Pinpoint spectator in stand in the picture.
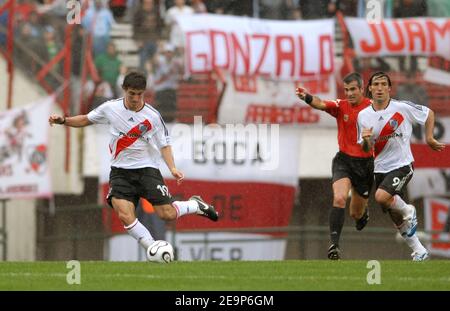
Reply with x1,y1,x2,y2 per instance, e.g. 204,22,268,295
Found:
132,0,162,73
95,42,125,97
23,11,45,39
82,0,115,56
83,79,114,111
191,0,207,13
109,0,128,20
165,0,193,50
338,0,358,16
154,42,183,122
300,0,337,19
15,0,37,21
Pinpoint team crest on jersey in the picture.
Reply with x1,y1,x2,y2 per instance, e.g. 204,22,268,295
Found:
343,114,349,122
138,124,150,134
389,119,399,130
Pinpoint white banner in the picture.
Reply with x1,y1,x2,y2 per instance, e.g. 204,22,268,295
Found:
423,198,450,258
107,232,286,261
0,97,53,199
218,73,336,125
97,122,300,187
97,122,299,232
345,18,450,60
176,14,335,80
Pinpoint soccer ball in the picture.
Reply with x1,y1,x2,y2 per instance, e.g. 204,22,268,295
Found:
146,240,174,263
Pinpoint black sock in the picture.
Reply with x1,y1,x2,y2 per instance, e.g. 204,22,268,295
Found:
329,207,345,246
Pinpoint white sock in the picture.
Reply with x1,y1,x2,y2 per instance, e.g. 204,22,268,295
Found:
403,234,427,254
389,195,410,218
124,219,154,249
172,200,199,218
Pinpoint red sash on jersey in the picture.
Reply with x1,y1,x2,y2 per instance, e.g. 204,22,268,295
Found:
374,112,404,157
114,120,152,159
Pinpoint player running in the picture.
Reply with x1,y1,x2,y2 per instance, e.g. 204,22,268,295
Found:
357,71,445,261
296,72,373,260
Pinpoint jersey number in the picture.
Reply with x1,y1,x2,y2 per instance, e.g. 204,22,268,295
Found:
157,185,170,197
392,177,400,187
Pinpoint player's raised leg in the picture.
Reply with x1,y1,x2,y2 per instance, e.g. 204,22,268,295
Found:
154,197,219,222
349,190,369,231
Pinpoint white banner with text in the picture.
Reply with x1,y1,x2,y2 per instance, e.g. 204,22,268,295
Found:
176,14,335,81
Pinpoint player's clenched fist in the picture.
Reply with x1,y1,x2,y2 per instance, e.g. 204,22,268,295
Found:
48,115,65,126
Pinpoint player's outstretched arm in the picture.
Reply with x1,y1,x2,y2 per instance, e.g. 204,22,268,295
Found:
48,115,92,128
424,110,445,151
295,87,327,110
160,145,185,185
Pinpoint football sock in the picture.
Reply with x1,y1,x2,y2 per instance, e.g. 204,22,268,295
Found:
125,219,154,249
389,195,410,219
172,200,199,218
329,207,345,246
403,234,427,254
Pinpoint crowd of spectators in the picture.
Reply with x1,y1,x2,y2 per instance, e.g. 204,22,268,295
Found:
0,0,448,117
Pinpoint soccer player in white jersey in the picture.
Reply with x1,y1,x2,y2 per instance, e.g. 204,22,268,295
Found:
49,71,218,257
357,71,445,261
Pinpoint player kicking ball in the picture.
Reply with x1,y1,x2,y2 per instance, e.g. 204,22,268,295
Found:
49,72,218,259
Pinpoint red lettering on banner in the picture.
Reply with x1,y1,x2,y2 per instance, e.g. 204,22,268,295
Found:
252,34,271,76
245,104,320,124
186,31,209,73
404,20,426,52
232,75,257,92
231,33,250,74
427,20,450,52
275,35,295,77
210,30,230,70
319,35,333,74
298,36,315,77
381,20,405,51
358,19,449,55
361,23,382,52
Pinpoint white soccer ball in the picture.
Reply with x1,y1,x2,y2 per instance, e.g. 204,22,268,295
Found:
146,240,175,263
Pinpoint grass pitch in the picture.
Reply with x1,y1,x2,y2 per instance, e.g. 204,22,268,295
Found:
0,260,449,291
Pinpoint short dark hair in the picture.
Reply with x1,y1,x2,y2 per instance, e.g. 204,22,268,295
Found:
343,72,363,88
365,71,392,98
122,71,147,90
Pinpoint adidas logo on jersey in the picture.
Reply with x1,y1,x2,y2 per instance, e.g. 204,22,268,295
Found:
128,117,134,122
378,116,384,121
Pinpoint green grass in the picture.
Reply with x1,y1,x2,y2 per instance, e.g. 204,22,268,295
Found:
0,260,449,290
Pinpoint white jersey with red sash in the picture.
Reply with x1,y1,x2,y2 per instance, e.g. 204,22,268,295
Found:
357,98,429,173
87,98,170,169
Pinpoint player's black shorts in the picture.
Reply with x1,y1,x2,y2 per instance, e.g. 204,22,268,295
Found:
374,163,414,198
106,166,172,208
331,151,374,198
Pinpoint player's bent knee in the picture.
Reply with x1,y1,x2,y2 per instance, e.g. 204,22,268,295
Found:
374,191,391,206
350,210,363,220
333,195,347,208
